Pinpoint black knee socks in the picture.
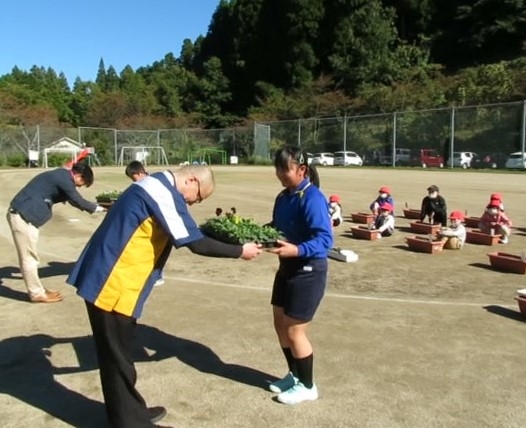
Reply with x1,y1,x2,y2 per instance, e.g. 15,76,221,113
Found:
282,347,297,376
295,353,314,388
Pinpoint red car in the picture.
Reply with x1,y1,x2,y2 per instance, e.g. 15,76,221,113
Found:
409,149,444,168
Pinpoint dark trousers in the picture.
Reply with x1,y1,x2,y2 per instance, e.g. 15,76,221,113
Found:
85,301,153,428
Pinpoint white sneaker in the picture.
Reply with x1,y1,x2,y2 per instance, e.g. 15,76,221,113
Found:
277,382,318,405
499,237,509,244
154,278,165,286
269,372,297,393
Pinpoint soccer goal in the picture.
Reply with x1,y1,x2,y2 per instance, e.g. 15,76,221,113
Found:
118,146,169,167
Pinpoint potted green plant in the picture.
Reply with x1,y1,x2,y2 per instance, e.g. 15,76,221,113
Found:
200,208,281,246
95,190,123,210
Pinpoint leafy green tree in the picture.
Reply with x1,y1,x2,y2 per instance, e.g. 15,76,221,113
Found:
326,1,400,90
193,57,233,127
431,0,526,68
120,65,157,116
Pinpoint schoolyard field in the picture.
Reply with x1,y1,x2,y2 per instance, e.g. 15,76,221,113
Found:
1,165,526,428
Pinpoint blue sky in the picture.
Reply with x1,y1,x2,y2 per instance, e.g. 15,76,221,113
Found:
0,0,220,85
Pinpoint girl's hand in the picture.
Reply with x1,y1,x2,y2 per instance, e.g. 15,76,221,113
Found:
268,240,299,258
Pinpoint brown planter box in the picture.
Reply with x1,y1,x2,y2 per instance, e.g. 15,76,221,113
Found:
514,295,526,315
464,216,481,228
403,209,421,219
406,235,445,254
351,212,375,225
351,226,380,240
409,221,441,235
466,229,501,245
488,252,526,274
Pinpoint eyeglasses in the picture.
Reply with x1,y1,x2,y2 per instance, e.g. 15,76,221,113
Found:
196,180,203,203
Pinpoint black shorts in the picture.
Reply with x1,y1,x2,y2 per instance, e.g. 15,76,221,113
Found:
271,258,328,321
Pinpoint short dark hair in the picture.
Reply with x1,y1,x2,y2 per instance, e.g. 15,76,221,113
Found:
273,146,320,188
125,161,146,178
71,163,94,187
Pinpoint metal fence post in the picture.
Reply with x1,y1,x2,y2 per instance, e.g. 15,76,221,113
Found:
298,119,301,147
343,114,347,152
392,112,397,167
449,107,455,168
522,100,526,155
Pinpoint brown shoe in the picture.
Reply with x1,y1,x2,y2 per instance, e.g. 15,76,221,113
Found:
30,291,64,303
44,288,62,296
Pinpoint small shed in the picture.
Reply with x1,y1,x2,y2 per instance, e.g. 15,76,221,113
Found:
43,137,83,168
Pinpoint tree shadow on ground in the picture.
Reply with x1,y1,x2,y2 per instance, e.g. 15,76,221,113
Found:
0,334,106,427
396,226,413,233
483,305,526,323
0,324,276,426
135,324,277,389
0,262,75,282
0,262,76,302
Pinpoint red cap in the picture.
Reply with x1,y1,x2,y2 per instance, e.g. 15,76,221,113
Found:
449,210,464,221
488,198,501,208
380,202,393,212
379,186,391,194
329,194,341,203
490,193,502,201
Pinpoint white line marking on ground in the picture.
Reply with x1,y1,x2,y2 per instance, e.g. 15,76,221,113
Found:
166,275,512,309
1,238,513,309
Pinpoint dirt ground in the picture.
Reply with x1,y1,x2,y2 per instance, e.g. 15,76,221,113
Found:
1,165,526,428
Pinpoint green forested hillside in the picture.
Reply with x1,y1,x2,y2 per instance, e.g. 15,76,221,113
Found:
1,0,525,129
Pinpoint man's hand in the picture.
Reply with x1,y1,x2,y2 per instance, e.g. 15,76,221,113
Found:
268,240,299,258
94,205,107,213
241,243,262,260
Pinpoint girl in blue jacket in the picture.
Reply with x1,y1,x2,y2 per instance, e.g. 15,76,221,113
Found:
266,146,333,405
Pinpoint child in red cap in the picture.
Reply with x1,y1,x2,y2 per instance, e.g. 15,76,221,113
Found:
373,202,395,237
438,210,466,249
328,194,343,227
489,192,505,212
479,198,512,244
370,186,394,217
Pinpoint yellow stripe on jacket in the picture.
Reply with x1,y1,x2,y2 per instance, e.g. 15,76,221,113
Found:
94,217,169,316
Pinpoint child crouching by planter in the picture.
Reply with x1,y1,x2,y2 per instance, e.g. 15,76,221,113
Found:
479,198,512,244
328,194,343,227
438,210,466,249
374,203,395,237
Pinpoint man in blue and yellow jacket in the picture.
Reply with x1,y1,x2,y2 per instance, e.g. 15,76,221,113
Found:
67,165,261,428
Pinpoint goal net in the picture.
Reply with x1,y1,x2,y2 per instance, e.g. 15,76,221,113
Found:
118,146,169,167
253,123,271,159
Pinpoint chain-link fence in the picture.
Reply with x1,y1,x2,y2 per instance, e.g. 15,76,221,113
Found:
260,101,526,168
1,101,525,168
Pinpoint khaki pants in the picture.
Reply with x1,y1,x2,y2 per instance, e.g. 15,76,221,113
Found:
441,236,462,250
6,210,46,298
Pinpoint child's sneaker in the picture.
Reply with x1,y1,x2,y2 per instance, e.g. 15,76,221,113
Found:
268,372,297,393
499,237,509,244
277,382,318,405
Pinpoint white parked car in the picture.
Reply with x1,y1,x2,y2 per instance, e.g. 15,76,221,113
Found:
311,152,334,166
504,152,526,169
334,151,363,166
449,151,477,169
